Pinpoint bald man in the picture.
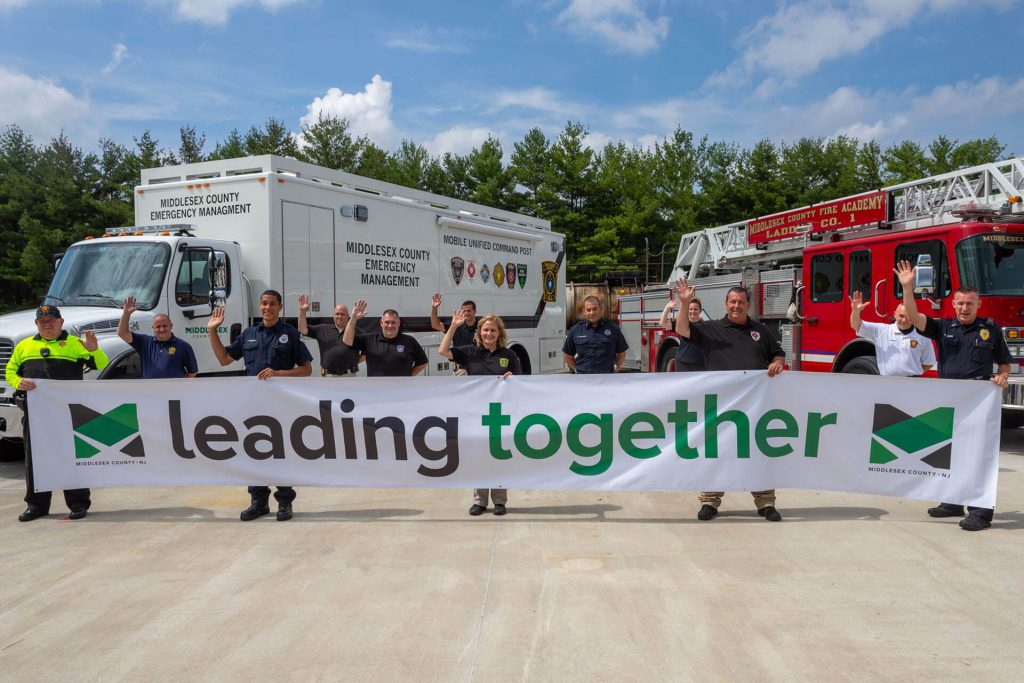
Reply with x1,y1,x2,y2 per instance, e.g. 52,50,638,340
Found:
118,297,198,378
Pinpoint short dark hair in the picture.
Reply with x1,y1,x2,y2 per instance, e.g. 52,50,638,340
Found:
461,300,477,311
583,295,604,309
725,286,750,302
381,309,400,318
260,289,282,304
954,285,980,297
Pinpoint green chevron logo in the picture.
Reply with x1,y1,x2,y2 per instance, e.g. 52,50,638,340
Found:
69,403,146,459
870,404,953,470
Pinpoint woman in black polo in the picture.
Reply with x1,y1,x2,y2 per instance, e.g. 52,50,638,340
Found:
438,311,521,516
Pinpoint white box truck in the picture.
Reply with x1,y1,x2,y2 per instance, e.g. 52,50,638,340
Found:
0,155,568,445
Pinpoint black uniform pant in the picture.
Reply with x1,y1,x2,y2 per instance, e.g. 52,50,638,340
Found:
22,404,90,512
248,486,295,504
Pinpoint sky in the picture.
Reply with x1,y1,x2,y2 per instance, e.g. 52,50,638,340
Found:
2,0,1023,160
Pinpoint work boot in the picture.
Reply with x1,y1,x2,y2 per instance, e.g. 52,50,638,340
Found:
959,515,991,531
758,505,783,522
67,508,88,520
276,502,293,521
18,507,48,522
493,504,507,516
240,501,270,521
927,504,964,518
469,504,486,516
697,504,718,521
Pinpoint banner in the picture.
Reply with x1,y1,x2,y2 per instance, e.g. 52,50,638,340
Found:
27,372,1001,507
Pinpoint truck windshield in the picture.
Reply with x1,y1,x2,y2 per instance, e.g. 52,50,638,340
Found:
46,242,170,309
955,233,1024,296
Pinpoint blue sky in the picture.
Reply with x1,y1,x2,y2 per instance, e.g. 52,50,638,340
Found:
2,0,1023,159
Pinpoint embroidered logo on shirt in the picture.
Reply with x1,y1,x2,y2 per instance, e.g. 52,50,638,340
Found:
396,345,405,353
604,329,612,336
279,334,289,343
910,339,918,348
750,331,761,341
980,329,990,341
499,358,509,368
168,346,177,355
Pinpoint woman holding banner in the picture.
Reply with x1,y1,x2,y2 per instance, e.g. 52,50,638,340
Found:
438,310,521,516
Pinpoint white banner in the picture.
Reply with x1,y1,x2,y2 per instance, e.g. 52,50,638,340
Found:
26,372,1002,507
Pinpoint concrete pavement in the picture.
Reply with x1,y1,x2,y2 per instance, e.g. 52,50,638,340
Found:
1,428,1022,682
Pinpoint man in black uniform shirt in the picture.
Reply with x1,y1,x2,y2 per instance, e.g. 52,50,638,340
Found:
209,290,313,521
676,279,786,522
343,300,428,377
897,260,1012,531
562,296,628,374
297,294,360,377
430,293,477,375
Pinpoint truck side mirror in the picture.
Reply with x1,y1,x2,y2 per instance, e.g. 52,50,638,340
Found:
914,254,934,294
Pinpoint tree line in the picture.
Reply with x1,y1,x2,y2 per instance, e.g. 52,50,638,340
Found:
0,116,1007,312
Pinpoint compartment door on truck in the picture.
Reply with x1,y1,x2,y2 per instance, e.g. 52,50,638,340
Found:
282,201,336,313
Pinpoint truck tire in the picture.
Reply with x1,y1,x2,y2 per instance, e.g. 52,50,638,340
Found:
842,356,879,375
656,345,677,373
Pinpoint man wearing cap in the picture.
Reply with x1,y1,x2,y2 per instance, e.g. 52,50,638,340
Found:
208,289,313,522
5,304,109,522
297,294,360,377
117,296,198,379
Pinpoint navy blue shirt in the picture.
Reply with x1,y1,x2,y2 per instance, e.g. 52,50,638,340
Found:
225,321,313,375
562,318,628,374
920,316,1012,379
130,332,198,379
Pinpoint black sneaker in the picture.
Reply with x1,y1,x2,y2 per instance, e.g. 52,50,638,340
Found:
927,504,964,518
493,504,507,516
959,515,991,531
697,504,718,521
67,508,88,520
18,507,48,522
758,506,783,522
469,504,486,516
240,501,270,521
276,503,293,521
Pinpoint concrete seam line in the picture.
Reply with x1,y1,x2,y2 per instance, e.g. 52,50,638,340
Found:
467,521,501,683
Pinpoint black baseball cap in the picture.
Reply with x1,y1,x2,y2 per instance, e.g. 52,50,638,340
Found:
35,304,62,319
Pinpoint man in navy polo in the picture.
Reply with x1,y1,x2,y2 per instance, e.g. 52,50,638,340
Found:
209,289,313,522
117,297,198,379
562,296,628,374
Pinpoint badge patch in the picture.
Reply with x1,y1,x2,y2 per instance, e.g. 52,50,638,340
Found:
480,264,491,284
750,331,761,341
168,346,177,355
910,339,918,348
397,345,405,353
517,263,528,288
980,329,990,341
451,257,465,285
541,260,558,303
279,334,289,343
604,329,612,336
467,260,476,281
493,262,505,287
506,263,517,289
499,357,509,368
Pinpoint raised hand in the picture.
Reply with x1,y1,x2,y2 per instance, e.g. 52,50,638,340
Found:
451,308,467,327
675,277,696,304
298,294,310,312
82,330,98,351
850,290,869,313
123,296,137,315
208,307,225,332
894,260,915,288
431,292,442,309
664,298,679,312
352,300,368,319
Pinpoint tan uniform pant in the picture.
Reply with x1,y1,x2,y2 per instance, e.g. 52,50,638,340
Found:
473,489,507,506
699,490,776,510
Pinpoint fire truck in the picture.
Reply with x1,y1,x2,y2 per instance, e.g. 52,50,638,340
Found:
618,157,1024,427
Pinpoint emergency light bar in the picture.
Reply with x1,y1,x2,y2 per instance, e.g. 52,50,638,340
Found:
104,224,196,235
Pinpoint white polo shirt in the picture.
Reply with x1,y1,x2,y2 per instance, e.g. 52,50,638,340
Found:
856,321,937,377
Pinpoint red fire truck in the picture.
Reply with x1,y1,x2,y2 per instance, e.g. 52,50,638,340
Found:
618,157,1024,427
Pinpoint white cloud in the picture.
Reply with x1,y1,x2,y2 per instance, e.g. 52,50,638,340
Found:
384,26,471,54
708,0,1012,89
0,66,86,139
301,75,397,148
487,87,577,116
167,0,303,25
557,0,669,54
0,0,32,12
424,125,494,157
101,43,128,77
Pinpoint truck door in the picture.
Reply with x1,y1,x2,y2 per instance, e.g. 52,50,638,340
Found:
801,250,846,372
282,201,335,316
892,238,952,316
169,244,245,374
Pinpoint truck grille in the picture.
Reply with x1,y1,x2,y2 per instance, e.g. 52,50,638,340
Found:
0,337,12,376
78,319,120,333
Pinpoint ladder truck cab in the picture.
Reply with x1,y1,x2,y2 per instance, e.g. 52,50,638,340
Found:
619,158,1024,428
